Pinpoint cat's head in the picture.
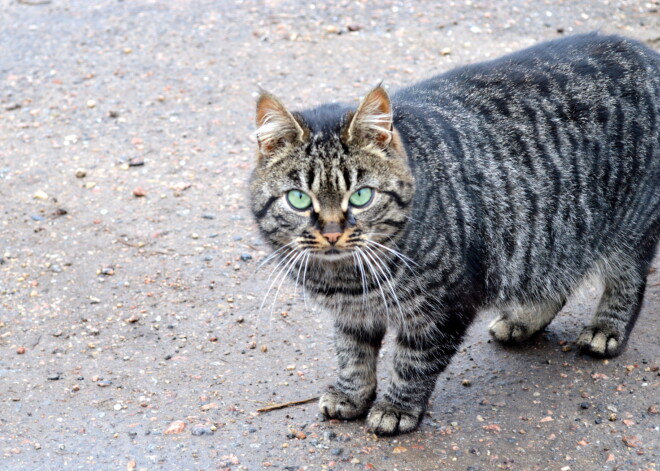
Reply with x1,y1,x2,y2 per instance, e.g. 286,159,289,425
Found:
250,86,415,263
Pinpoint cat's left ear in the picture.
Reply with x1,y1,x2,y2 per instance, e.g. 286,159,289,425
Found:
344,86,393,149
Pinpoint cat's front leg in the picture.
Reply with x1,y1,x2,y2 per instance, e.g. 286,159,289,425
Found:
320,320,385,420
367,319,466,436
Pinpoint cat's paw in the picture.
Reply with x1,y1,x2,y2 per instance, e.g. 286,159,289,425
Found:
577,326,623,358
319,387,369,420
488,315,531,344
366,401,422,436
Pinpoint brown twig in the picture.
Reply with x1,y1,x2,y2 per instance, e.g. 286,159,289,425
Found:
256,396,319,413
116,238,147,248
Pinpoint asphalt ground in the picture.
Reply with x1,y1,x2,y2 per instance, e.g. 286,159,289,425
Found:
0,1,658,470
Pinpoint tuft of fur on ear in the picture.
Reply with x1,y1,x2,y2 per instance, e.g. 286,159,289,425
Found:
345,86,393,149
255,92,305,158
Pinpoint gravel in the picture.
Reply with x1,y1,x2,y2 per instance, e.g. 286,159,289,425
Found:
0,0,657,470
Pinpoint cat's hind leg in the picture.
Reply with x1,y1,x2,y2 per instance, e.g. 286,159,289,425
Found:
489,298,565,344
577,250,653,358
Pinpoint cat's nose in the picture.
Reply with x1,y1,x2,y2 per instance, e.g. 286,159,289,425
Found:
322,221,343,244
323,232,343,244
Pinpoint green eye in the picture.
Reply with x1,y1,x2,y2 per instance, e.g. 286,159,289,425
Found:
349,187,373,207
286,190,312,210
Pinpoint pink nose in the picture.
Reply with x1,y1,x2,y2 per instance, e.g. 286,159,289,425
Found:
323,232,342,244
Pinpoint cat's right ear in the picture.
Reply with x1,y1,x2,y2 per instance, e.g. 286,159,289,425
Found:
255,91,306,159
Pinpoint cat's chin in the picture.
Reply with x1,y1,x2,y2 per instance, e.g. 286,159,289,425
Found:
312,249,354,262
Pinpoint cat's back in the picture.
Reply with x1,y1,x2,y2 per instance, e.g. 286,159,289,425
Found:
394,33,660,110
392,32,659,216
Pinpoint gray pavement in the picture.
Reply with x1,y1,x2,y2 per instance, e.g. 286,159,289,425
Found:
0,1,658,470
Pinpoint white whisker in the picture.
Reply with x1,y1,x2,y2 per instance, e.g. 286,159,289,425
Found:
356,247,390,317
268,249,307,324
302,251,311,310
293,248,310,299
366,239,418,270
258,241,297,269
352,250,369,307
257,249,300,325
362,245,406,325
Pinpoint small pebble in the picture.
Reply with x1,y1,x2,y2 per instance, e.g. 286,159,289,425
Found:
16,346,26,354
240,253,253,261
75,169,87,178
133,187,147,197
164,420,186,435
580,402,590,410
330,448,343,456
191,426,214,436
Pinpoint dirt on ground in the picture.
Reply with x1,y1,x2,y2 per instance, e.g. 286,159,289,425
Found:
0,1,658,470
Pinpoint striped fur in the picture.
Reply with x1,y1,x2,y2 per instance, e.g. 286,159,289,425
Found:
250,33,660,436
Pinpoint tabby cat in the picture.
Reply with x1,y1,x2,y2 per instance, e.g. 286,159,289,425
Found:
250,33,659,436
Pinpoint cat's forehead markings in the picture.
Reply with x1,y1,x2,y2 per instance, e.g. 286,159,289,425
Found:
310,163,323,194
330,162,348,193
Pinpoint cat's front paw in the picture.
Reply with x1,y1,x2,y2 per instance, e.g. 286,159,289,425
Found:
366,401,422,436
319,387,370,420
577,325,623,358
